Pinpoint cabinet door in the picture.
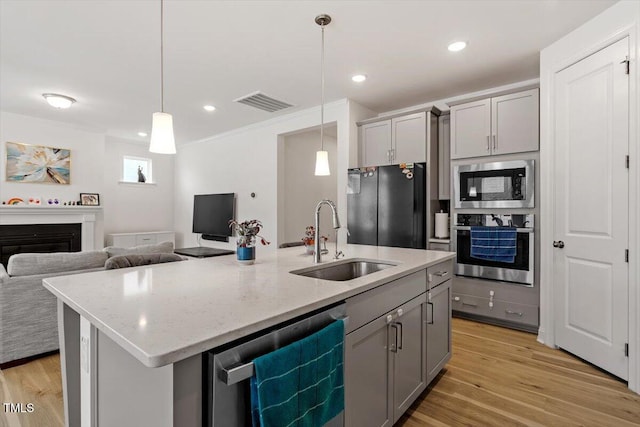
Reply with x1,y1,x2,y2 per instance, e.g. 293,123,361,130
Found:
427,280,452,384
155,232,175,245
450,99,491,159
135,234,157,246
110,234,136,248
392,295,427,423
491,89,539,155
392,112,426,164
438,115,450,199
345,314,393,427
361,120,392,166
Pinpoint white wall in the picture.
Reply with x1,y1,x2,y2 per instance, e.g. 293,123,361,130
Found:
281,128,337,245
0,111,106,244
0,111,175,247
102,136,175,237
174,100,352,252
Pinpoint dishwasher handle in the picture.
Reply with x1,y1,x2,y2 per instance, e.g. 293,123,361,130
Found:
220,361,255,386
219,316,349,386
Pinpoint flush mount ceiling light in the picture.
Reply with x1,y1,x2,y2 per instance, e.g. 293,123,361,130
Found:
314,14,332,177
42,93,76,109
138,131,148,137
448,41,467,52
352,74,367,83
203,105,216,112
149,0,176,154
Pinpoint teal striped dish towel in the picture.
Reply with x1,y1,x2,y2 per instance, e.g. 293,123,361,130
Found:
250,319,345,427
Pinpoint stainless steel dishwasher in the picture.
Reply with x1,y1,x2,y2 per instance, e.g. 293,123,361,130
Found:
205,302,347,426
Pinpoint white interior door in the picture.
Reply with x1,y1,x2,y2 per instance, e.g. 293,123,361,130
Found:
553,37,629,380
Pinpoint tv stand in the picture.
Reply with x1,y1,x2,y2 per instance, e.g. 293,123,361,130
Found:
174,247,234,258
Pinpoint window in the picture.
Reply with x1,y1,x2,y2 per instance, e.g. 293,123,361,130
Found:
122,156,153,183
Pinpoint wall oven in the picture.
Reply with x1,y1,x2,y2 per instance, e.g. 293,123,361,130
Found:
454,213,534,286
454,160,534,209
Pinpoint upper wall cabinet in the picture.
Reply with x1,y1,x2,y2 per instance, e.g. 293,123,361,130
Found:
358,108,440,167
438,113,450,200
450,88,539,159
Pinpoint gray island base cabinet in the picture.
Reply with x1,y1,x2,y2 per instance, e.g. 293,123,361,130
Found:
345,261,453,426
44,246,454,427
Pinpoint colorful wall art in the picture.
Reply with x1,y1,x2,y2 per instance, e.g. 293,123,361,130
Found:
5,141,71,184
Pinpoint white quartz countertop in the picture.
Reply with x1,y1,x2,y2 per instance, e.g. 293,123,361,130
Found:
43,245,454,368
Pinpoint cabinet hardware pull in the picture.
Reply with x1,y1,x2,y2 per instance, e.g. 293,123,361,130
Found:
434,271,448,277
492,135,496,150
462,302,478,307
389,323,399,353
427,302,434,324
505,309,523,317
396,322,403,350
486,136,490,151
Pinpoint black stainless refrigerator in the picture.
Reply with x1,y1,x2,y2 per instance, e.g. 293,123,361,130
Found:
347,163,426,249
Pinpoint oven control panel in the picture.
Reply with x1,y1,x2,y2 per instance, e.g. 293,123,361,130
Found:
455,213,534,228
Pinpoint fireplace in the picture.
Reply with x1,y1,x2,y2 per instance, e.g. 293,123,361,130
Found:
0,223,82,269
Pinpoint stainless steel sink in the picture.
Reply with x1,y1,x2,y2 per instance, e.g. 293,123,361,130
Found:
290,259,397,281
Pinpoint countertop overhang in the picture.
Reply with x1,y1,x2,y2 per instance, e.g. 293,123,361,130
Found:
43,245,455,368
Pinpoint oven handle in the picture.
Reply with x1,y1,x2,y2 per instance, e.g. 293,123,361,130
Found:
219,316,349,386
453,226,534,233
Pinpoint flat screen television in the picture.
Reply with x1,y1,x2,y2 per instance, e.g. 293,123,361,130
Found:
192,193,235,242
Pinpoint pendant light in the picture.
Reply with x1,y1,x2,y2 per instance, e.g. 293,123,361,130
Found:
314,14,331,176
149,0,176,154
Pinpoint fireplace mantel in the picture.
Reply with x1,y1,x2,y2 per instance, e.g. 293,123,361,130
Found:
0,206,102,250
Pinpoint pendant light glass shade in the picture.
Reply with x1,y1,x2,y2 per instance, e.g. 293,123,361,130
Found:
315,150,330,176
149,112,176,154
314,14,331,176
149,0,176,154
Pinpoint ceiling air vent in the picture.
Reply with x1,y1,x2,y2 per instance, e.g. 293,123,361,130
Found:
234,91,294,113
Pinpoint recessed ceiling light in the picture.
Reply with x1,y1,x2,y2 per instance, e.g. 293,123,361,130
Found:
352,74,367,83
42,93,76,109
203,105,216,112
138,132,148,137
448,41,467,52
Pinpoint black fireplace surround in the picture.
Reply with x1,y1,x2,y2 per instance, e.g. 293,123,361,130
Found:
0,224,81,269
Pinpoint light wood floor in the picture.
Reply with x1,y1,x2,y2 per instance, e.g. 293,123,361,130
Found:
1,318,639,426
399,318,640,426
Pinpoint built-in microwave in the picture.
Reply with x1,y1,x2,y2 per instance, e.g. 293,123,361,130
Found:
453,160,534,209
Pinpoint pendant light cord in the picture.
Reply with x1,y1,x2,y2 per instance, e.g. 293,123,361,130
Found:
320,22,325,151
160,0,165,113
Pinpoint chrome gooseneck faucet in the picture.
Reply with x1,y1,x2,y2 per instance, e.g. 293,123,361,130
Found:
314,199,341,263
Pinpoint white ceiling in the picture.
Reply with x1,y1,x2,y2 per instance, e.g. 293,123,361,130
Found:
0,0,616,145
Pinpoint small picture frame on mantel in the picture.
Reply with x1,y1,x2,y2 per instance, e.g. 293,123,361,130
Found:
80,193,100,206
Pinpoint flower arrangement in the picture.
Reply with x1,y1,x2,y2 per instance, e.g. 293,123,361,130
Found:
301,225,327,246
229,219,270,247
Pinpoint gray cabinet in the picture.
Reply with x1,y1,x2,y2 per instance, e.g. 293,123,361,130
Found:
345,311,393,427
427,279,451,384
359,109,440,166
451,275,539,333
361,120,392,166
450,88,539,159
345,270,427,426
392,295,427,420
345,294,426,426
438,113,450,200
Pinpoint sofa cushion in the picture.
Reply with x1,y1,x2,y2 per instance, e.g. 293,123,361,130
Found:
104,253,185,269
7,251,109,277
103,241,174,258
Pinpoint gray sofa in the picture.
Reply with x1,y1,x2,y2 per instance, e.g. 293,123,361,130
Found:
0,241,177,367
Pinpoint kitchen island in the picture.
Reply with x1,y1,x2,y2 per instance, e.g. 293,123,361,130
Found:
43,245,454,427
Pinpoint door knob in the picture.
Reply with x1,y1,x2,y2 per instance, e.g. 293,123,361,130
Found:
553,240,565,248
